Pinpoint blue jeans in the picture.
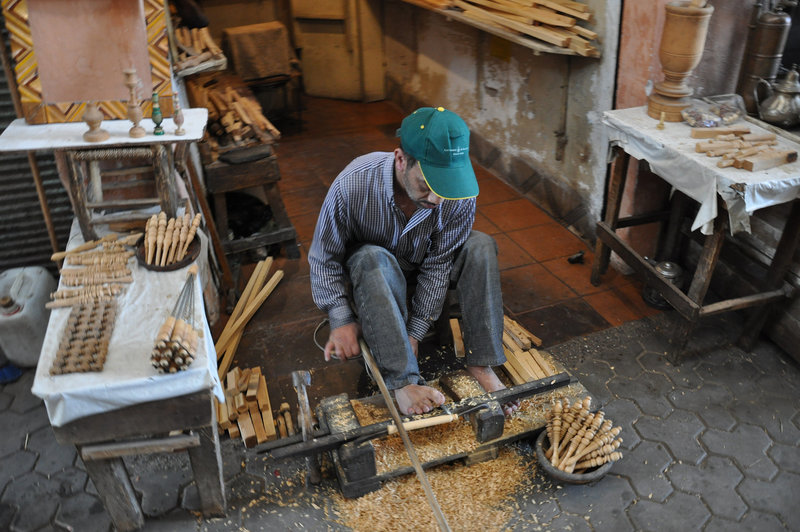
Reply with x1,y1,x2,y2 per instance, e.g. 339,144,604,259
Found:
346,231,505,389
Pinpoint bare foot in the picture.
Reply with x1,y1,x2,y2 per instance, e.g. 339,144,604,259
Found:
395,384,445,415
466,366,520,416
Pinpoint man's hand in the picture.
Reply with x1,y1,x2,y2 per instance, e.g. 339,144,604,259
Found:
325,322,361,361
409,336,419,358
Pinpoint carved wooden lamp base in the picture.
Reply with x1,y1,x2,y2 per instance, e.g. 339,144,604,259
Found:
647,93,691,122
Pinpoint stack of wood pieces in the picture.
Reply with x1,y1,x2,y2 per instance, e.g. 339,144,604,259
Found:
691,126,798,171
453,0,598,57
216,257,284,380
186,72,280,161
173,26,226,75
216,365,278,447
500,315,555,384
143,211,202,267
47,232,141,308
543,397,622,473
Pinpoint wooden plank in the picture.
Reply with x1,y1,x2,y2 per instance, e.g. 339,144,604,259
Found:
249,405,268,445
502,345,536,382
502,360,526,385
237,413,257,448
234,392,247,413
506,315,543,347
450,318,465,358
236,368,252,392
81,433,200,460
503,315,532,350
455,0,570,47
543,25,598,56
257,375,278,441
551,0,588,12
276,415,288,438
464,0,576,27
216,399,231,430
689,126,751,139
83,457,144,530
528,348,556,377
532,0,591,20
186,424,226,516
741,150,798,171
245,373,260,402
516,349,547,380
216,260,268,360
228,423,240,439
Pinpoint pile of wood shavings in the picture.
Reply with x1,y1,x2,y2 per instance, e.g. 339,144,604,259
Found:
351,394,557,475
332,447,530,532
352,400,480,474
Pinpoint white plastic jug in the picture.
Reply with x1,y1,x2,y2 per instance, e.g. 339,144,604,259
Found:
0,267,57,367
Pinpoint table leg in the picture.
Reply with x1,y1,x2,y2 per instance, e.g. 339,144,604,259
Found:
738,198,800,351
213,191,230,243
669,212,727,363
657,191,689,262
591,146,630,286
186,402,226,516
82,454,144,531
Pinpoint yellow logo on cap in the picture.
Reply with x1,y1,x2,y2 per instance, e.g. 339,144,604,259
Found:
437,107,445,111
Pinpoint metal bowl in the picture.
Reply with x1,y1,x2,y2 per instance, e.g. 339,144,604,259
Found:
534,430,613,484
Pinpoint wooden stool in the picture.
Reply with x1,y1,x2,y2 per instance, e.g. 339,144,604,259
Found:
204,148,299,259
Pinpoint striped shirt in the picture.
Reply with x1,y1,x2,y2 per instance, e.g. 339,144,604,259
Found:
308,151,476,340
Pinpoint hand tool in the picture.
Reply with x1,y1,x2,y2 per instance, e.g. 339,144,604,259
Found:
292,369,321,484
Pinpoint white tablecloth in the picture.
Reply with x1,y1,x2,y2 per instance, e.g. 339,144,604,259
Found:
32,220,224,426
603,107,800,234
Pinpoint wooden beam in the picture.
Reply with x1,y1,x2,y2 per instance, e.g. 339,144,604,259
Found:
81,433,200,460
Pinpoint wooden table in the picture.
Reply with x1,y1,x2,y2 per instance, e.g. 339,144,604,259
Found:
591,107,800,361
31,224,226,530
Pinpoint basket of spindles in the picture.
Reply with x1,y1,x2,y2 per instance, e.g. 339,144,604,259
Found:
535,397,623,484
137,211,202,271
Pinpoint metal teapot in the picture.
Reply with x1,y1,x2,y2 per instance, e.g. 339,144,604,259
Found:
755,65,800,128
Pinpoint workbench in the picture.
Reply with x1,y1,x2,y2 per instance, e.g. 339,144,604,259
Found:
31,222,225,531
591,106,800,360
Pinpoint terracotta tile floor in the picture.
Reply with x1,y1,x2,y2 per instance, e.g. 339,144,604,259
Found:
220,97,659,405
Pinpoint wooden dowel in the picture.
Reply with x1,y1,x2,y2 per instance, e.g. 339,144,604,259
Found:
216,270,284,375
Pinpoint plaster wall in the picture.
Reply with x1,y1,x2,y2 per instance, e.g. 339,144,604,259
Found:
383,1,622,241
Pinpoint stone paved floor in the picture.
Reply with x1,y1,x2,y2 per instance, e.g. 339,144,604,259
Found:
2,311,799,531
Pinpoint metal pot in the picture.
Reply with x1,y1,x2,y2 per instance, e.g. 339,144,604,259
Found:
756,65,800,128
642,260,685,310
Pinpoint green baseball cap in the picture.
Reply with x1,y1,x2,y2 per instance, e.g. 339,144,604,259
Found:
397,107,478,200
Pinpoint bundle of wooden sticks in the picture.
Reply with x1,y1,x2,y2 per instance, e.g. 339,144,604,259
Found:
544,397,622,473
150,266,200,373
144,212,202,267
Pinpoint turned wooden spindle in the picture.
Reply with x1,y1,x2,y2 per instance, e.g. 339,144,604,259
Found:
160,218,175,266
